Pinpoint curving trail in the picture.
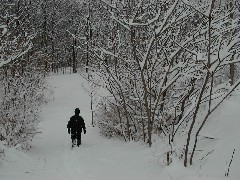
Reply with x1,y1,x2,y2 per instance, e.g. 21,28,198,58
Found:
1,73,240,180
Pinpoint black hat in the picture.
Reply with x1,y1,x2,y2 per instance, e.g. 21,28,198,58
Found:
75,108,80,114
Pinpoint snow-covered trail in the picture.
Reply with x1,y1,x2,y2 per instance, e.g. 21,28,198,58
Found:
0,73,161,180
2,73,239,180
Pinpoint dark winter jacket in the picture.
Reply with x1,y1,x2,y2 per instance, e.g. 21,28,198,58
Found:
67,115,86,134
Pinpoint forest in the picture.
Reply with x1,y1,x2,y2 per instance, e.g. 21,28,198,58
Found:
0,0,239,168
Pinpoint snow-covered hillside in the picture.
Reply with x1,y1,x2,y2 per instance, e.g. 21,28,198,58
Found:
0,73,239,180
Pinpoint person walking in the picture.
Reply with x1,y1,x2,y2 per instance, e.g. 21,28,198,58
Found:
67,108,86,147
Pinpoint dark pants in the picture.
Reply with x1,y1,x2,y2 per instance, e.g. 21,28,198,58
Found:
71,131,82,146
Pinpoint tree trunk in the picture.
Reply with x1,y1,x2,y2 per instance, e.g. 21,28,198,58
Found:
72,28,77,73
229,59,235,86
184,0,215,167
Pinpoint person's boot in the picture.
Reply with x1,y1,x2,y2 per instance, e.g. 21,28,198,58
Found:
77,139,81,147
72,139,76,147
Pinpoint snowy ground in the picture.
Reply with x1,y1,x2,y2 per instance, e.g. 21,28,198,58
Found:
0,73,239,180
